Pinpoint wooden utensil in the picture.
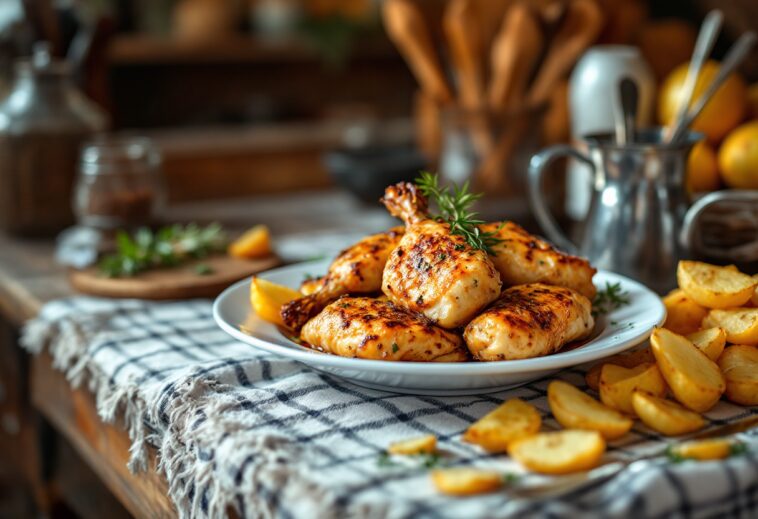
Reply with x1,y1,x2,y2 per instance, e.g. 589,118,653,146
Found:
488,2,545,109
69,254,279,300
383,0,454,104
528,0,605,105
443,0,485,109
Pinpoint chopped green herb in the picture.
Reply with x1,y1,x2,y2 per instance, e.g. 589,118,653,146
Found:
438,253,447,261
376,451,399,468
418,452,442,468
99,223,227,278
503,473,520,484
665,445,687,463
415,172,504,255
592,282,631,317
454,244,466,251
194,263,214,276
392,342,399,353
730,441,749,457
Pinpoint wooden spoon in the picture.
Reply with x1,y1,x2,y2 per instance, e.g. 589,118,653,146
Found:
527,0,604,105
383,0,454,104
488,2,545,109
443,0,485,109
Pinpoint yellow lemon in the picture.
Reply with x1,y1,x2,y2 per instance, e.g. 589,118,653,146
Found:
658,60,747,142
686,141,720,193
718,121,758,189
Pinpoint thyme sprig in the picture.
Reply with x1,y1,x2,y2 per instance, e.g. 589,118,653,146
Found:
415,172,504,255
592,282,631,317
99,223,227,278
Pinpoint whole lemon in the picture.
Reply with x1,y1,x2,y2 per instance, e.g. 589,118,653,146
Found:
658,60,747,142
718,121,758,189
686,141,720,193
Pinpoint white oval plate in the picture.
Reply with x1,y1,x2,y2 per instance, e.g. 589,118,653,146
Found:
213,259,666,395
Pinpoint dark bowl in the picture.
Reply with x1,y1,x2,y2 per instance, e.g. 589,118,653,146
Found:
324,146,429,204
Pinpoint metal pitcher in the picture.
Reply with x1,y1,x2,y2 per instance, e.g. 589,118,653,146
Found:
528,128,755,293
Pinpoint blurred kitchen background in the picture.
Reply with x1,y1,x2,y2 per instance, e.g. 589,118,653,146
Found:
0,0,754,207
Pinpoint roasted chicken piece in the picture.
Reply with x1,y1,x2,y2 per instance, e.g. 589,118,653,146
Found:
281,227,404,332
301,297,468,361
381,183,501,329
480,221,597,299
464,283,594,361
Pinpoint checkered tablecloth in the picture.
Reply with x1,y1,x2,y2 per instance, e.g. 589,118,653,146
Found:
21,297,758,519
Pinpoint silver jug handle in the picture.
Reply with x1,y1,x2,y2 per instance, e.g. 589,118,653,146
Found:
681,189,758,261
528,145,594,254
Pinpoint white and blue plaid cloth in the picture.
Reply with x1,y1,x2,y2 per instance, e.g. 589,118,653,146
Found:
21,297,758,519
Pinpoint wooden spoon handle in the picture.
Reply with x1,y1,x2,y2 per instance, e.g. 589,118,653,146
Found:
443,0,485,109
383,0,454,104
488,2,545,110
528,0,604,105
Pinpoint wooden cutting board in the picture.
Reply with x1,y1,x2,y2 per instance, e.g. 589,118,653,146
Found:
69,254,280,300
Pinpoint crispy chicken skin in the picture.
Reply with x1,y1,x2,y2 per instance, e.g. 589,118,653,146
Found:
381,183,501,329
481,221,597,299
281,227,404,332
301,297,469,362
464,283,594,361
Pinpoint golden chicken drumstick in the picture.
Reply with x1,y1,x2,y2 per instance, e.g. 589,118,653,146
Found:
464,283,594,361
480,221,597,299
281,227,404,332
301,297,469,362
381,182,502,329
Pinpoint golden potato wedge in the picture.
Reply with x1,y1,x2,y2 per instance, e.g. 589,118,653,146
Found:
703,309,758,346
650,328,725,412
677,260,755,309
430,468,503,496
751,275,758,306
387,435,437,455
670,438,735,461
663,289,708,335
631,391,706,436
686,327,726,361
250,277,301,327
599,363,667,415
462,398,541,452
228,224,272,259
584,347,655,391
508,430,606,475
718,344,758,406
548,381,633,440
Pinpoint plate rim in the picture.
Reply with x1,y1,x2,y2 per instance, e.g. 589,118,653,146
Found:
212,259,666,375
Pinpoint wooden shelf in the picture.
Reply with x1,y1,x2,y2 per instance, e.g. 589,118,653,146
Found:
107,34,397,65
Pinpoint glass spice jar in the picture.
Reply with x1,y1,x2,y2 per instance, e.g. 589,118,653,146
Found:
73,136,166,230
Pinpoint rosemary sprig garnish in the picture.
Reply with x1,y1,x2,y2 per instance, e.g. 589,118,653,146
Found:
415,172,504,255
592,282,631,317
99,223,227,278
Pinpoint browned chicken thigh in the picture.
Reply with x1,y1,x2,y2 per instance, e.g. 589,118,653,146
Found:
464,283,594,361
301,297,468,361
480,221,597,299
281,227,404,332
381,183,501,329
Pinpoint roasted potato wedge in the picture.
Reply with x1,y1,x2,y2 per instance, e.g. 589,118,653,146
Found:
650,328,725,412
584,347,655,391
599,363,667,415
751,275,758,306
548,381,633,439
228,224,272,259
250,277,301,327
703,309,758,346
717,345,758,406
631,391,706,436
462,398,541,452
663,289,708,335
677,260,755,309
686,327,726,362
508,430,606,475
670,439,734,461
430,468,503,496
387,435,437,455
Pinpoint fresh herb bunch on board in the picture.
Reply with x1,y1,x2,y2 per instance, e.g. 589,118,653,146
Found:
415,172,504,255
99,223,227,278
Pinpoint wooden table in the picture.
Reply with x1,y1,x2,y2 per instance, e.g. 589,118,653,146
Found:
0,192,392,517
